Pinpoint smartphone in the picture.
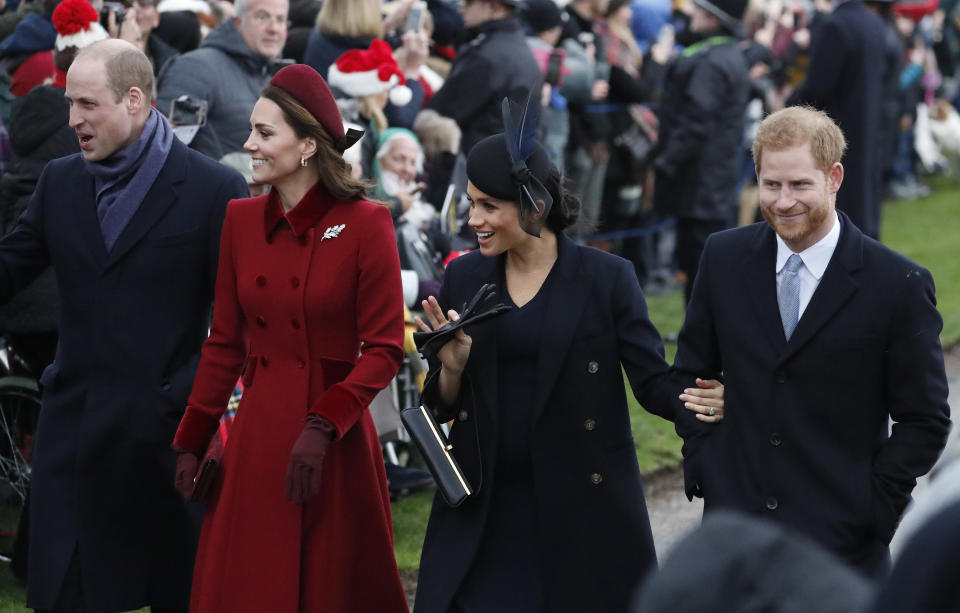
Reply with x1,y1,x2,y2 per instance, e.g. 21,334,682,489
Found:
594,36,610,82
545,48,565,86
405,1,426,33
169,95,207,127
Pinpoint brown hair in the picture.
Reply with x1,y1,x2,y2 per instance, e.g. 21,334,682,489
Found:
261,84,374,201
105,47,155,103
316,0,383,38
752,106,847,175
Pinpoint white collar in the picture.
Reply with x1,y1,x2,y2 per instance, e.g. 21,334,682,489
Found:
775,211,841,280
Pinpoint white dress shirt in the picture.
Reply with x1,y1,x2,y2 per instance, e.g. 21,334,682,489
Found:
775,211,841,320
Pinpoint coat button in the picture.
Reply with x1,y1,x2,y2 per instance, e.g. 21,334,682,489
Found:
590,472,603,485
766,496,779,510
770,432,782,447
291,318,301,329
256,275,266,287
774,371,786,383
260,355,269,367
458,410,469,421
587,361,599,374
297,359,306,369
584,419,597,431
256,315,266,327
291,277,300,288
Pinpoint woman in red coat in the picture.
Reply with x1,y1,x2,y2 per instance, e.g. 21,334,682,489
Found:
171,64,409,613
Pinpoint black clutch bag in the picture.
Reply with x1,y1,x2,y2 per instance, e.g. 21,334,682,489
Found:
400,404,473,507
190,429,223,503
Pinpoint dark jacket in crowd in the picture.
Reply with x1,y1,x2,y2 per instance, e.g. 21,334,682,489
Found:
282,0,322,63
156,18,278,159
145,32,178,78
787,0,887,238
653,34,750,221
303,31,373,86
427,16,542,153
0,85,74,335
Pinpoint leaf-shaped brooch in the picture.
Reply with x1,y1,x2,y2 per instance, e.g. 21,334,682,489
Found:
321,224,345,242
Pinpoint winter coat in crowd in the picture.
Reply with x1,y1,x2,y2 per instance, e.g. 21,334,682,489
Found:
303,31,374,88
156,18,280,159
787,0,887,238
426,16,542,153
0,11,55,98
145,32,179,77
653,33,749,221
0,85,74,336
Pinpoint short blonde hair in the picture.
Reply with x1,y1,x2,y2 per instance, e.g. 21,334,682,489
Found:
752,106,847,174
316,0,384,39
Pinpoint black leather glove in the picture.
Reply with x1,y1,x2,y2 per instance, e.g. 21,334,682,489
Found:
413,283,511,359
285,415,337,505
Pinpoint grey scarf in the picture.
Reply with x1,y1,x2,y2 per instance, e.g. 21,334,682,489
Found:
84,108,174,252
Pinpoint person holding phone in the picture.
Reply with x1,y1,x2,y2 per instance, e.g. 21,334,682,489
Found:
412,95,724,613
171,64,409,612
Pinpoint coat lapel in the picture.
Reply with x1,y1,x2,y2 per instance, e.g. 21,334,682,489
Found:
462,255,501,429
101,141,186,273
69,159,110,268
742,224,788,355
532,234,590,421
778,213,862,365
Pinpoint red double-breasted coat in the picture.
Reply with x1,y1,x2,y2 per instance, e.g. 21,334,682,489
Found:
173,183,408,612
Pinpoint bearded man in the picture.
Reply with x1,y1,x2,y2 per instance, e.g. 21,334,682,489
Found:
672,106,951,578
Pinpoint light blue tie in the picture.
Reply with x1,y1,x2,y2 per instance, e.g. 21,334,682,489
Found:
778,254,803,340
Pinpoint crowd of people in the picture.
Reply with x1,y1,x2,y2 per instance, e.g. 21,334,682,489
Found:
0,0,957,611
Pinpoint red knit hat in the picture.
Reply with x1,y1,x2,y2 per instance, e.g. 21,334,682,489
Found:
53,0,108,52
269,64,363,154
327,39,412,107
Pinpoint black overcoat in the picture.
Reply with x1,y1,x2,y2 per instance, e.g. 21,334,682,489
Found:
426,16,543,154
652,36,750,222
787,0,888,238
0,139,248,612
414,235,686,613
674,212,951,572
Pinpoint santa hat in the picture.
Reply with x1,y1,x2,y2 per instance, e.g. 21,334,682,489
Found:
327,39,413,107
53,0,109,52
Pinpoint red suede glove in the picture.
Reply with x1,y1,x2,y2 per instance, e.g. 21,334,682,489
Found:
174,450,199,500
285,415,337,505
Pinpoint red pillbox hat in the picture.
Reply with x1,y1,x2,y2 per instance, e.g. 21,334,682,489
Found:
269,64,345,143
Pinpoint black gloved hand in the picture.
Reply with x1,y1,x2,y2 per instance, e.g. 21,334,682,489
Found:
285,415,337,505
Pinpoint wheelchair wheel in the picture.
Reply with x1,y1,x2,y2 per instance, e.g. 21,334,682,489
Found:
0,376,41,506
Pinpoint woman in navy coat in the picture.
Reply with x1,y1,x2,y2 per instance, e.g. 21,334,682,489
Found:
412,117,724,613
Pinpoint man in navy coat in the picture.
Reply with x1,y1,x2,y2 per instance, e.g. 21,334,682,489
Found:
0,40,248,612
674,106,951,577
786,0,888,239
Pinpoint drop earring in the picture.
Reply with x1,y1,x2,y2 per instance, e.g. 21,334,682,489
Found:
300,156,308,167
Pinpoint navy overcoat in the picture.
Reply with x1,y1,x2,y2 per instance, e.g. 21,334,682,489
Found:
0,138,248,612
415,234,687,613
674,212,951,572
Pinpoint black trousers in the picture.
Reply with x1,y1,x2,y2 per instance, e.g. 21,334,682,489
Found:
676,217,728,305
35,547,186,613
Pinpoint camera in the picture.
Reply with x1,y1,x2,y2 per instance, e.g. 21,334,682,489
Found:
100,1,127,29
